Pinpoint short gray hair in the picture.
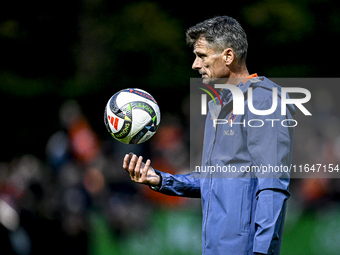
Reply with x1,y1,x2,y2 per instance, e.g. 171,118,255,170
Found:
186,16,248,63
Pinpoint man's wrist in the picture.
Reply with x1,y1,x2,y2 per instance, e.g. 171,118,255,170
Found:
150,171,162,190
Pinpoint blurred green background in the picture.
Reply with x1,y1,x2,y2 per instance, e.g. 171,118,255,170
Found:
1,0,340,254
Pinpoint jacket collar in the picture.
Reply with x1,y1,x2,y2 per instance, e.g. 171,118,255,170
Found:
220,74,261,106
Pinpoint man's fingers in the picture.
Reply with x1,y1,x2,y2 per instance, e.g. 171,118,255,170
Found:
128,154,138,177
122,153,153,184
141,159,151,180
123,152,135,170
123,154,130,169
135,156,143,179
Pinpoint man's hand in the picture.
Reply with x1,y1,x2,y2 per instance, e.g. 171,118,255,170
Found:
123,153,160,186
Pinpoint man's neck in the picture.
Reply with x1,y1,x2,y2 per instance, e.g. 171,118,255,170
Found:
229,63,249,79
225,63,251,85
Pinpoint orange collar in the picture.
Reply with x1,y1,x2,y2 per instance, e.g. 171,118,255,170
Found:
242,73,258,84
248,73,258,78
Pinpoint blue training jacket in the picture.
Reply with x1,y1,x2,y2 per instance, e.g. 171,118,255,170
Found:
153,77,295,255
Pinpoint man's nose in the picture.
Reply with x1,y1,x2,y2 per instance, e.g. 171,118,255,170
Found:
192,56,201,70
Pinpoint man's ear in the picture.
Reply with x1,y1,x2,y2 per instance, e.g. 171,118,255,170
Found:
222,48,234,65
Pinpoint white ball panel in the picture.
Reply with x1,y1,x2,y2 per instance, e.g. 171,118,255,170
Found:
116,89,156,108
130,109,151,136
105,107,125,134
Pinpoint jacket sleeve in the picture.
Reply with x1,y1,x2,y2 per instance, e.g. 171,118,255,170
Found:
150,170,201,198
245,94,293,254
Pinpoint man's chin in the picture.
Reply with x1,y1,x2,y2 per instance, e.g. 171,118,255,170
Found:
202,77,226,85
202,77,211,84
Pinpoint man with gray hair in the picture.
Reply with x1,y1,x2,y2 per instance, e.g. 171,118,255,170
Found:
123,16,294,255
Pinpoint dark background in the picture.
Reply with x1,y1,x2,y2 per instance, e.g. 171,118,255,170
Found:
1,0,339,161
1,1,340,255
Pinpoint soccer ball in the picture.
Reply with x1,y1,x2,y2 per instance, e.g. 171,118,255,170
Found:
104,88,161,144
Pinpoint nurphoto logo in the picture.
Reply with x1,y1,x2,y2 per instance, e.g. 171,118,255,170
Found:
199,83,312,128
